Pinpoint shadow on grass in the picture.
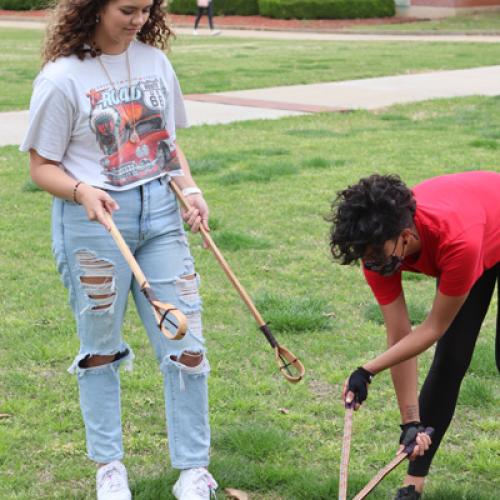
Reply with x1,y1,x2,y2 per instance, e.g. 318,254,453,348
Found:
184,216,222,236
469,342,499,377
379,113,412,123
458,375,496,407
21,179,42,192
136,463,334,499
207,216,221,231
211,230,271,251
130,468,492,500
207,455,366,500
188,148,289,176
403,272,428,282
131,474,173,500
478,128,500,140
364,302,428,325
469,138,500,150
302,157,347,170
286,128,347,138
215,424,291,461
218,162,298,186
187,151,248,176
189,158,225,175
426,488,494,500
245,147,289,157
255,292,331,333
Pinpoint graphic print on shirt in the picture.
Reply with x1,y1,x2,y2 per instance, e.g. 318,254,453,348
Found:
88,78,179,187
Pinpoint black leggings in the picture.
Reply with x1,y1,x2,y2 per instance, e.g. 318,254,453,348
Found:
408,263,500,477
194,3,214,30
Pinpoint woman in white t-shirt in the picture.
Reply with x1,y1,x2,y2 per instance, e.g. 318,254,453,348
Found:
21,1,218,499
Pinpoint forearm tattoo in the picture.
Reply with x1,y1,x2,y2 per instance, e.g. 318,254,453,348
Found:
404,404,420,422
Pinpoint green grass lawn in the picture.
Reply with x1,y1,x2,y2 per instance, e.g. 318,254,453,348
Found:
348,12,500,33
2,27,500,111
1,95,499,499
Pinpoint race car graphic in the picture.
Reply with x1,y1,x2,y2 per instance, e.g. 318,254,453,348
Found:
88,79,178,187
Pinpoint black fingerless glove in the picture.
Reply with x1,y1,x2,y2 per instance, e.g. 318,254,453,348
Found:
347,366,374,404
399,421,426,447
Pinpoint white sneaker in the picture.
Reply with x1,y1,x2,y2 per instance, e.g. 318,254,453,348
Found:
172,467,218,499
210,30,221,36
193,29,199,35
96,461,132,500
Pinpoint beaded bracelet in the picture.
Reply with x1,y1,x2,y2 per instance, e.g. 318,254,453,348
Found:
73,181,83,204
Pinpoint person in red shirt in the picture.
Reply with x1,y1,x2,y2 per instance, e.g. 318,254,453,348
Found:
328,171,500,499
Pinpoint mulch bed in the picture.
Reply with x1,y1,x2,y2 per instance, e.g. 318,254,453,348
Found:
167,14,422,31
0,9,48,17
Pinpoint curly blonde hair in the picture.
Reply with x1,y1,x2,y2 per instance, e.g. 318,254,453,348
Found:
42,0,172,65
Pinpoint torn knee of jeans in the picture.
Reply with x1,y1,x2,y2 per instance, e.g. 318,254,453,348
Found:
69,348,132,377
170,350,203,367
78,349,130,369
165,350,209,391
161,348,209,379
75,250,116,312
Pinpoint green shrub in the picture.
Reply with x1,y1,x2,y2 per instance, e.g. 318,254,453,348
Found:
0,0,49,8
167,0,259,16
258,0,395,19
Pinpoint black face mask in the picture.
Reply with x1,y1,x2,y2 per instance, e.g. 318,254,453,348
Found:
364,254,404,276
364,236,408,276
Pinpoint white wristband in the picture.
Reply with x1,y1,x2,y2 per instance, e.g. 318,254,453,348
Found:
182,187,202,197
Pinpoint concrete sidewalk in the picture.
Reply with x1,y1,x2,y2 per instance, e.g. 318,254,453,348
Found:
194,65,500,111
0,103,304,147
2,65,499,146
182,27,500,42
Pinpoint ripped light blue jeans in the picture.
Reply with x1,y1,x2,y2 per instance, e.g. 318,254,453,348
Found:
52,177,210,468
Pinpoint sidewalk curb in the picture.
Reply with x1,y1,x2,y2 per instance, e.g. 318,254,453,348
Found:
174,23,500,36
0,16,46,22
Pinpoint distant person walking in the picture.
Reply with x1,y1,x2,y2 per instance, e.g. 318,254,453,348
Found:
193,0,221,35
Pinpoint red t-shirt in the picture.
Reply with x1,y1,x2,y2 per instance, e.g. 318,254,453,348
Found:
364,171,500,305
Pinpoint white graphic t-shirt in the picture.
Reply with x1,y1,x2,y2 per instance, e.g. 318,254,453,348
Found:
21,41,188,190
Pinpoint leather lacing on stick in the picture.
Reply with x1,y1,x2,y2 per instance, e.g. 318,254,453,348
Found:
338,408,434,500
102,211,187,340
338,403,354,500
141,284,182,333
352,427,434,499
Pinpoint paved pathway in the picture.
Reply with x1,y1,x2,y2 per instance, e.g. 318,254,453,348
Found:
182,27,500,43
2,19,500,146
194,65,500,111
0,66,500,145
2,65,500,146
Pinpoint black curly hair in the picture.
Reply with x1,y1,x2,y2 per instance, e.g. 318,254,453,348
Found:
327,174,416,265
